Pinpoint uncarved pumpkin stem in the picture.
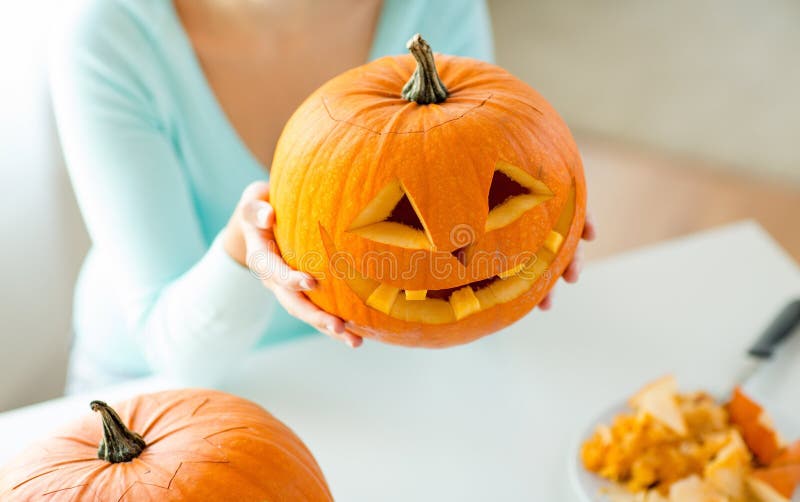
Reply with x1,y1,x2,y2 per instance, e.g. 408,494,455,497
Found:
402,33,448,104
90,400,146,463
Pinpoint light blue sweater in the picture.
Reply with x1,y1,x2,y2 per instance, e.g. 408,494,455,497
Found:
50,0,493,390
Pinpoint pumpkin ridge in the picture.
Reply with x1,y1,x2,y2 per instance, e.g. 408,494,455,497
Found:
236,434,334,499
42,481,88,496
10,466,62,491
290,117,345,269
137,396,196,438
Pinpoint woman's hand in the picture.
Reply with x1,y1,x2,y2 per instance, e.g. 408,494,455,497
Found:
224,181,363,348
538,212,597,311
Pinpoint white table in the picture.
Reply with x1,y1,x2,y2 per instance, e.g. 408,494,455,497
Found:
1,221,799,501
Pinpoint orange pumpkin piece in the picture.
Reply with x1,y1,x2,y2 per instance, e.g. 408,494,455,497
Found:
748,439,800,502
727,387,784,465
772,440,800,467
269,34,586,348
0,389,333,501
748,464,800,501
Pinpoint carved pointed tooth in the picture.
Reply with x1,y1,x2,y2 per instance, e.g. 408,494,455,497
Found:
366,284,401,315
405,289,427,301
544,231,564,254
449,286,482,320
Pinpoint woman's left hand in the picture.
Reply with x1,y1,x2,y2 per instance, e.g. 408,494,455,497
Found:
538,212,596,310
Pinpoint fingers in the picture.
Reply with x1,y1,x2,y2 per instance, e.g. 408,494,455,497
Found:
239,180,274,232
342,330,364,348
582,211,597,241
538,291,553,311
243,199,275,231
273,287,361,348
241,180,270,203
563,243,584,283
237,181,360,348
238,200,314,291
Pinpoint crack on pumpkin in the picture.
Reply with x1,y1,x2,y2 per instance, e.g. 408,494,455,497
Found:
24,435,232,499
204,425,250,439
12,456,100,491
42,482,88,496
190,398,209,417
321,93,492,135
139,396,194,438
12,468,62,491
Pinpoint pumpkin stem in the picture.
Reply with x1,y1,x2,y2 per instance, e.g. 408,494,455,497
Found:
402,33,448,104
90,400,146,463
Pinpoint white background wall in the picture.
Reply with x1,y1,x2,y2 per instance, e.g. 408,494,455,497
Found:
489,0,800,182
0,1,89,411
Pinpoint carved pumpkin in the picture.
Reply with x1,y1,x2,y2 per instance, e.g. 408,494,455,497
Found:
270,34,587,347
0,389,333,501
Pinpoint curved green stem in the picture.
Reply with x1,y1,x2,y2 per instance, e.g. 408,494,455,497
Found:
402,33,448,104
90,400,146,463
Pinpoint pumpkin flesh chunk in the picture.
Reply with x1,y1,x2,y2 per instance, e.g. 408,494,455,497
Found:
405,289,428,301
450,287,482,320
544,231,564,254
366,284,401,314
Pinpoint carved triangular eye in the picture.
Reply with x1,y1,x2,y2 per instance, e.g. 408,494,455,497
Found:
488,169,530,211
348,180,432,249
387,194,425,231
485,161,554,232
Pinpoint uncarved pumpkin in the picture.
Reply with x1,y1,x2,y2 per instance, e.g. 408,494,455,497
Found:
269,34,587,347
0,389,333,501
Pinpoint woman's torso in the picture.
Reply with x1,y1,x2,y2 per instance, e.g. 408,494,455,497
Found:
69,0,494,383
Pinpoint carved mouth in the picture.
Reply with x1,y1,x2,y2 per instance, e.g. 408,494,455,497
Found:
322,184,576,324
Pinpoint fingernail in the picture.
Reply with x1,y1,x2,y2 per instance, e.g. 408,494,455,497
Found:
244,200,271,228
255,206,271,228
299,276,315,290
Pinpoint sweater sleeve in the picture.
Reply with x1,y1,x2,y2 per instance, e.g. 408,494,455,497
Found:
49,0,274,387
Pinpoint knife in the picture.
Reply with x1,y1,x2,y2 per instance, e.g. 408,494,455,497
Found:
733,298,800,390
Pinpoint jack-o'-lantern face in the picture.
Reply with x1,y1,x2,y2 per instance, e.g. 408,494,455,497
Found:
269,35,586,348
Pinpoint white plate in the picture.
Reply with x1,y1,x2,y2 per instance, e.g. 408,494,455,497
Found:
569,400,800,502
569,401,625,502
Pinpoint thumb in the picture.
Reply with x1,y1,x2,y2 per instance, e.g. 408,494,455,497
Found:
242,199,275,230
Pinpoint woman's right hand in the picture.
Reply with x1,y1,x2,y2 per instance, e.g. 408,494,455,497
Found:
224,181,363,348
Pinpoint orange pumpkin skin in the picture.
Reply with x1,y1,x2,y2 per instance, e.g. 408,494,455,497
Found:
728,387,783,465
270,38,586,348
750,464,800,499
773,440,800,467
0,389,333,501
